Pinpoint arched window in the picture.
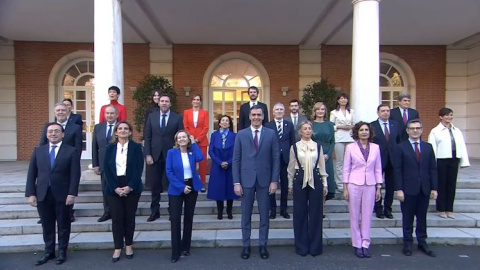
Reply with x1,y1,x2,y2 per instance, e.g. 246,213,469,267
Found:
380,61,407,108
210,59,262,88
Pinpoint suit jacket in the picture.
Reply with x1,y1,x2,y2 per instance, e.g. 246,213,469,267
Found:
183,108,209,147
142,106,159,139
370,119,401,170
92,122,114,170
39,122,82,158
342,142,383,186
55,113,83,127
166,143,205,196
390,107,420,142
284,114,308,142
103,141,144,196
232,127,280,188
394,140,438,196
265,119,295,164
25,143,80,202
144,111,184,162
238,101,269,130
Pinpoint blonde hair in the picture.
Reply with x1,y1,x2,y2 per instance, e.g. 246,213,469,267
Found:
311,102,328,121
173,130,192,149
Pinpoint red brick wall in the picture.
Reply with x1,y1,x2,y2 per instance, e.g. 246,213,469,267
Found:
321,45,446,136
172,45,299,112
15,42,149,160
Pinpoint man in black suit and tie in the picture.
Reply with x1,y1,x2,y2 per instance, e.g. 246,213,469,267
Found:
390,93,420,142
39,102,82,223
92,105,118,222
26,122,81,265
144,93,184,222
265,102,295,219
61,98,83,127
371,104,400,219
284,99,308,142
238,86,269,130
233,105,280,260
394,119,438,257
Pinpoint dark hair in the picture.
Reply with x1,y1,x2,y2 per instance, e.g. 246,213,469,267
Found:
406,118,423,128
62,98,73,106
46,122,64,133
218,114,234,132
249,104,264,115
150,89,161,107
108,86,121,95
159,93,171,101
397,93,411,101
173,130,192,149
377,104,390,112
191,94,202,101
351,121,374,142
289,99,299,106
112,121,133,143
335,92,351,113
438,107,453,117
248,86,259,94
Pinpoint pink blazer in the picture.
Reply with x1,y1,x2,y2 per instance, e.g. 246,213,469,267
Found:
342,142,383,186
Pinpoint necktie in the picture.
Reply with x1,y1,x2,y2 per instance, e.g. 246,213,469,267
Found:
293,116,297,127
448,127,456,156
414,142,420,162
383,122,390,141
161,114,167,128
254,130,259,151
402,109,407,124
277,121,283,138
252,102,256,107
50,145,57,169
106,124,113,142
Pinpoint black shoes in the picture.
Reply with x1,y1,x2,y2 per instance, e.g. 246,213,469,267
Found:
112,256,120,263
375,211,385,219
35,252,55,266
280,211,290,219
362,247,371,258
56,250,66,265
97,214,111,222
37,219,42,224
403,245,412,256
217,213,223,220
125,253,134,259
171,257,179,263
384,212,394,219
70,210,75,222
259,245,269,259
182,250,190,256
227,212,233,219
241,246,251,259
269,212,276,219
418,244,436,257
201,188,206,193
354,247,364,258
147,213,160,222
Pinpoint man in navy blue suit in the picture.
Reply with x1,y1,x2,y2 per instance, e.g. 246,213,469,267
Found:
371,104,400,219
394,119,438,257
238,86,269,130
390,93,420,142
265,102,294,219
26,122,80,265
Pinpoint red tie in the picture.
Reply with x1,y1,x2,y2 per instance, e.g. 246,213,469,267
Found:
414,142,420,162
402,109,407,124
254,130,259,151
384,123,390,141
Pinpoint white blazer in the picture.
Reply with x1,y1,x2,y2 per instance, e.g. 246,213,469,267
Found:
330,109,355,143
428,122,470,167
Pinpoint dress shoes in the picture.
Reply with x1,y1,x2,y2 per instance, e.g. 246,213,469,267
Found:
97,214,111,222
147,213,160,222
280,211,291,219
35,252,55,266
201,188,206,193
112,256,120,263
125,253,134,259
269,212,276,220
241,246,251,259
227,213,233,219
217,213,223,220
403,245,412,256
384,212,394,219
375,212,385,219
56,250,67,265
259,245,269,259
362,247,371,258
171,257,179,263
182,250,190,256
418,245,436,257
37,219,42,224
354,247,364,258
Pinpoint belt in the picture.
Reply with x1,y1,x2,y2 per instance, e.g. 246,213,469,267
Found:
184,178,192,182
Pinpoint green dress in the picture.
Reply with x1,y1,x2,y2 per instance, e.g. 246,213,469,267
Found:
312,120,336,199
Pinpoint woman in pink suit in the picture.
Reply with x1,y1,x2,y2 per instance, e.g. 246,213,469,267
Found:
343,121,382,259
183,94,209,192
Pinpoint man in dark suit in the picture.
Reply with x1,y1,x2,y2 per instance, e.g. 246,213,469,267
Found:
92,105,118,222
233,105,280,260
394,119,438,257
144,93,184,222
390,93,420,142
265,102,295,219
39,102,82,223
284,99,308,142
371,104,400,219
26,122,81,265
238,86,269,130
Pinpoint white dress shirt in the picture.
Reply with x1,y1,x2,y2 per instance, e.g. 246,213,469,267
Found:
181,152,193,179
116,142,128,176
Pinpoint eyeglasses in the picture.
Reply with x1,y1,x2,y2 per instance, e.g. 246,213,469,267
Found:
407,127,422,130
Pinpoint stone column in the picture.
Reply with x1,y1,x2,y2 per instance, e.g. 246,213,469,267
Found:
94,0,124,123
351,0,380,122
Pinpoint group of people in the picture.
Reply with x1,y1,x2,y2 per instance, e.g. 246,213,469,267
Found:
25,84,470,266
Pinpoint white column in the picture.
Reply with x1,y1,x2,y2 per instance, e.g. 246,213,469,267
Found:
351,0,380,122
94,0,124,123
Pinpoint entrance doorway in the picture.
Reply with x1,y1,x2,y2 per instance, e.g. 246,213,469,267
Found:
210,89,252,132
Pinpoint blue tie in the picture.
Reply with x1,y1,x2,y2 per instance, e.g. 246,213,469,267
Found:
106,124,113,142
161,114,167,128
50,145,57,169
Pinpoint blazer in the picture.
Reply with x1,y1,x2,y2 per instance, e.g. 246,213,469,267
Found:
39,122,82,158
232,127,280,188
394,140,438,196
284,114,308,142
330,109,355,143
92,122,114,171
390,107,420,142
144,110,184,162
209,130,236,166
265,119,295,164
25,143,81,202
142,106,159,140
102,141,144,196
166,143,204,196
428,122,470,167
55,113,83,127
183,108,209,147
238,101,269,130
370,119,401,170
342,142,383,186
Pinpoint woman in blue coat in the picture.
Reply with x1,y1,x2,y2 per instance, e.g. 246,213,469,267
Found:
207,115,239,220
166,130,204,263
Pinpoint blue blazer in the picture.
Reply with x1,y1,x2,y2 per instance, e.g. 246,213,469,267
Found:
166,143,204,196
103,141,144,196
394,140,438,196
370,119,401,170
265,119,295,164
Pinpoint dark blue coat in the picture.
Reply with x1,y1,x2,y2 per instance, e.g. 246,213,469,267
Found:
370,119,401,170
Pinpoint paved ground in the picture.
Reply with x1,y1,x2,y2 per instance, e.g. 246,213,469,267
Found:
1,245,479,270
